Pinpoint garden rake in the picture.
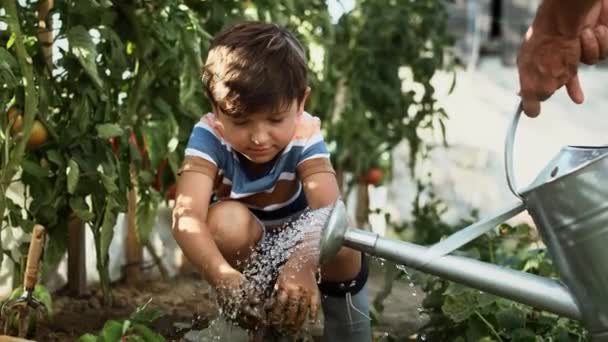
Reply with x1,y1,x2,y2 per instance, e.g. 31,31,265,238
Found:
1,225,48,338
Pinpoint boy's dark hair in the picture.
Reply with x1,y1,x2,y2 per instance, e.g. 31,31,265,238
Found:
202,21,308,118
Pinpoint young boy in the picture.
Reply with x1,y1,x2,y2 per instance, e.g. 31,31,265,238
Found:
172,21,371,341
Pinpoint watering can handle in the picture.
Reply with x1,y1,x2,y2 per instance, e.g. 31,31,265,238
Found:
504,101,523,199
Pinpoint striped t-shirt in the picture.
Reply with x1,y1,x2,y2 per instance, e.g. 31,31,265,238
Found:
179,112,335,226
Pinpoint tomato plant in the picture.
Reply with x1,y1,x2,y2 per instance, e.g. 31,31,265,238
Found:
0,0,453,309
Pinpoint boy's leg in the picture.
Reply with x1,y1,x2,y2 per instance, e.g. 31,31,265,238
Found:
206,200,264,270
319,253,371,342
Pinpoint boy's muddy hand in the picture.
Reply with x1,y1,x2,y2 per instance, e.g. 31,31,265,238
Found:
213,268,246,310
212,267,268,329
239,303,267,329
268,264,320,334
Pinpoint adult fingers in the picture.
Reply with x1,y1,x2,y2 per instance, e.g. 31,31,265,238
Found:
566,74,585,104
518,72,544,117
581,28,600,65
522,98,541,117
594,25,608,60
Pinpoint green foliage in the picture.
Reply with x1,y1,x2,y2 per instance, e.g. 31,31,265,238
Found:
0,0,246,304
8,284,53,317
79,299,164,342
1,284,53,337
380,180,586,341
1,0,454,307
315,0,455,179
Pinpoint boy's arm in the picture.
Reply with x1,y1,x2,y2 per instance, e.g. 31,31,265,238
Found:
172,171,237,286
301,171,340,210
301,171,360,277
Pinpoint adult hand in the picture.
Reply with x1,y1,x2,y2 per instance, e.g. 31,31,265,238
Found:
517,0,608,117
267,263,320,334
580,0,608,64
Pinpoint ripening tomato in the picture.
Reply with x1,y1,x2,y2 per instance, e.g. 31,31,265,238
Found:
365,167,384,186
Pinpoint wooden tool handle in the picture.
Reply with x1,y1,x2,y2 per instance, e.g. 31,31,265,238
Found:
23,225,45,290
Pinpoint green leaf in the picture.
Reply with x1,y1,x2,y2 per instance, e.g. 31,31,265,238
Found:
45,226,68,275
477,292,497,308
538,259,555,277
20,219,36,233
67,159,80,194
128,336,146,342
442,291,477,323
122,320,132,335
69,197,95,222
6,32,16,49
96,123,124,139
67,26,103,89
478,338,497,342
33,284,54,317
100,173,119,194
443,283,470,296
22,159,49,178
510,328,537,342
6,197,23,228
130,298,163,324
99,27,127,70
136,191,160,243
78,333,99,342
131,323,166,342
46,149,65,168
100,320,124,341
465,318,492,342
99,197,118,265
0,47,18,88
496,307,526,331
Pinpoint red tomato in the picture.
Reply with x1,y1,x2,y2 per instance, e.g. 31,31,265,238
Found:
365,168,384,186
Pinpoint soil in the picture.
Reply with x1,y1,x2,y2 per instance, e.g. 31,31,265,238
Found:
34,274,217,341
4,262,425,341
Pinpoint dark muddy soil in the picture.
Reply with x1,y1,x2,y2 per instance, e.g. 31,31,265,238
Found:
34,274,215,341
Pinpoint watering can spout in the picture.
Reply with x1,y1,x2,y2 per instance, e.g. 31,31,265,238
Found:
319,201,582,321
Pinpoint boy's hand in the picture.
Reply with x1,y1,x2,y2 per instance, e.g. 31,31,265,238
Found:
268,263,320,334
212,267,266,329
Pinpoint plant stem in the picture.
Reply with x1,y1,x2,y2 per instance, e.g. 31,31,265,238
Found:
489,238,495,264
475,310,503,342
94,230,112,307
0,0,39,265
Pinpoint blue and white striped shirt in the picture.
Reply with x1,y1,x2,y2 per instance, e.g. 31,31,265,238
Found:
179,112,335,225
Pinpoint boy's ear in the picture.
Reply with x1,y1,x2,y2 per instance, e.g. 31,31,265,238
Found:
297,87,311,114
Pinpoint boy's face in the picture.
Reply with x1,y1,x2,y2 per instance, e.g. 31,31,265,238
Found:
215,88,310,164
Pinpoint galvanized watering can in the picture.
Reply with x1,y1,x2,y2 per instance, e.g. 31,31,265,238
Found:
319,102,608,341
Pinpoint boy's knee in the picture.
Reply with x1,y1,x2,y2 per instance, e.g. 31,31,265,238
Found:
207,201,263,264
320,253,368,298
321,247,362,282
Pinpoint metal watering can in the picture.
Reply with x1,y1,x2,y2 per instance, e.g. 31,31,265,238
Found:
319,102,608,341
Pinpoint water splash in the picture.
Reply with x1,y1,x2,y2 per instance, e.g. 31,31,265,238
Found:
395,264,420,298
242,206,330,299
183,317,248,342
209,206,332,339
